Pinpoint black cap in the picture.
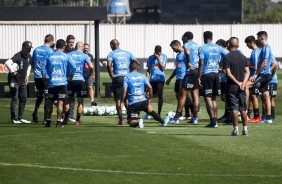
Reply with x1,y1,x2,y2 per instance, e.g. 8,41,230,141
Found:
22,41,33,48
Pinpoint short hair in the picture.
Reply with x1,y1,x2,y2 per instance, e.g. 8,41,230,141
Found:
154,45,162,52
245,36,256,44
56,39,66,49
216,39,227,48
183,31,193,40
129,60,139,71
66,34,75,42
84,43,90,47
44,34,54,43
170,40,181,47
257,31,268,39
203,31,213,40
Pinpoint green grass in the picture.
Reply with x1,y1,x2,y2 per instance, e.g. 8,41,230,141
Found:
0,72,282,184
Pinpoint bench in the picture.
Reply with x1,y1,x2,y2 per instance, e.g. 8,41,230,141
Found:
103,82,112,98
0,81,36,98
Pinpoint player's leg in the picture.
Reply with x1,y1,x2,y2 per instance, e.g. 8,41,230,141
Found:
75,82,87,125
18,84,29,123
45,88,55,127
33,78,45,123
56,85,68,128
157,82,164,115
9,83,19,122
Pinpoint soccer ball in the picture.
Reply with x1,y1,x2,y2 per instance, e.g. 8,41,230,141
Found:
89,107,95,115
83,107,89,115
96,106,105,115
167,111,175,118
12,63,19,72
122,106,127,115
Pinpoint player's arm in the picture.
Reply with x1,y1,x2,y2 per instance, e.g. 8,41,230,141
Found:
121,77,128,102
270,61,278,78
198,58,204,86
154,53,166,71
146,82,153,102
146,68,150,80
68,57,76,80
25,65,31,85
107,60,114,79
165,68,176,85
5,59,16,76
185,48,194,70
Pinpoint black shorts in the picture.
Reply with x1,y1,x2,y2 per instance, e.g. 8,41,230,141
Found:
112,76,124,101
35,78,48,96
86,76,94,86
254,74,272,94
182,69,199,90
67,80,88,98
150,81,164,95
226,85,247,111
127,100,149,120
201,73,221,97
269,83,277,97
220,82,226,95
174,79,183,93
48,85,67,100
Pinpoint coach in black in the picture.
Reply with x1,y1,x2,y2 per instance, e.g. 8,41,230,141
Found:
223,37,250,136
5,41,32,124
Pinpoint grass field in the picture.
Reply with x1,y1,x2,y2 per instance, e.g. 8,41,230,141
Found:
0,72,282,184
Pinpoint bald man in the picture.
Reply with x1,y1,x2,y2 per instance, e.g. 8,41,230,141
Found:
223,37,250,136
63,41,93,125
107,39,138,125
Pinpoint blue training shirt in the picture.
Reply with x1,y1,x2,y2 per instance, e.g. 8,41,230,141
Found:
107,48,135,78
183,41,200,70
32,45,53,78
270,55,278,84
123,71,149,105
249,48,261,77
175,51,186,80
146,53,167,82
43,50,76,88
199,42,227,75
68,50,91,82
258,44,272,75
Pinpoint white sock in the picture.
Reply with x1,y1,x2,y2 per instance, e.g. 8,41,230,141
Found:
234,126,239,132
243,126,248,131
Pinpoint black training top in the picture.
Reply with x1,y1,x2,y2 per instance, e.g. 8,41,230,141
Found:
64,46,75,54
87,53,94,63
223,50,249,85
8,52,31,85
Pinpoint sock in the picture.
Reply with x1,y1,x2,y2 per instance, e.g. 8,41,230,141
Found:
271,108,275,119
266,115,272,120
64,111,70,121
158,107,162,116
118,114,123,121
211,118,217,125
46,119,51,125
247,109,252,118
175,111,182,118
193,109,198,118
262,108,266,119
150,111,163,124
234,126,239,132
184,105,190,117
243,126,248,131
76,113,81,121
254,108,259,118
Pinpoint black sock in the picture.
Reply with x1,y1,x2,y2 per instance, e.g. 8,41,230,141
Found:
262,108,266,119
175,111,182,118
76,113,81,121
150,111,163,124
193,109,198,118
184,105,190,117
271,108,275,119
64,111,70,121
266,115,272,120
247,109,252,118
118,114,123,121
211,118,217,125
158,107,162,116
254,108,259,118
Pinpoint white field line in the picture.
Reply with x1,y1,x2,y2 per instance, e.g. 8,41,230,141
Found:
0,162,282,178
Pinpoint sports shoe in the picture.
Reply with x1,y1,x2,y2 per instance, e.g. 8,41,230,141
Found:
75,121,81,126
12,119,21,124
68,118,76,123
138,119,144,128
186,113,194,120
179,116,186,120
242,130,248,136
205,123,218,128
61,119,68,125
142,114,152,120
32,112,38,123
187,117,198,124
162,116,170,127
117,120,125,125
91,101,97,106
259,119,273,124
228,130,239,136
168,117,179,124
45,122,51,127
218,115,227,121
19,119,31,124
56,122,63,128
248,117,261,123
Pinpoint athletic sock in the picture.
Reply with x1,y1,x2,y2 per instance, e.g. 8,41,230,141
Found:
118,114,123,121
184,105,190,117
150,111,163,124
243,126,248,131
64,111,70,121
158,107,162,116
193,109,198,118
175,111,182,118
234,126,239,132
247,108,252,118
266,115,272,120
262,108,266,119
76,113,81,121
271,108,275,119
254,108,259,118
